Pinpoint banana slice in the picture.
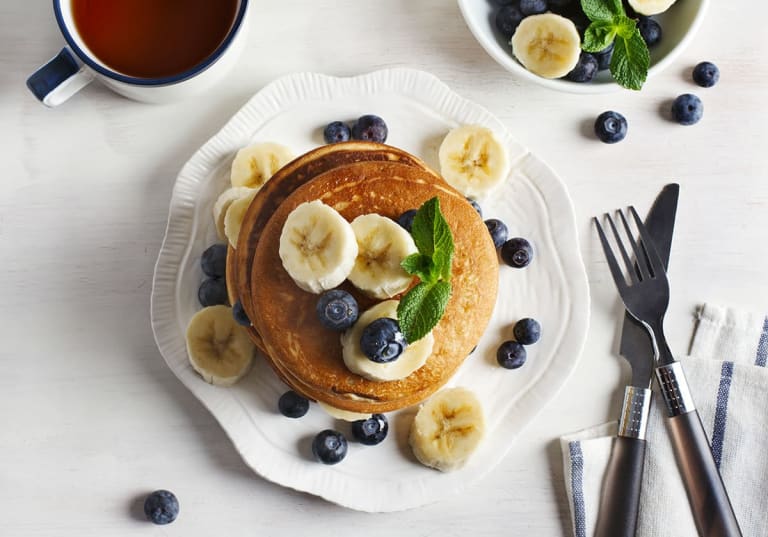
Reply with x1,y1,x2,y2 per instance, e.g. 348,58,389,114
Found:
438,125,509,199
628,0,676,15
409,387,485,472
230,142,294,189
223,189,258,248
511,13,581,79
348,214,418,299
278,200,358,294
317,401,372,422
185,305,255,386
341,300,434,382
213,187,255,241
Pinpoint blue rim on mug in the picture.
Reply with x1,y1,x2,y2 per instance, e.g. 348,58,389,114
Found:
52,0,249,86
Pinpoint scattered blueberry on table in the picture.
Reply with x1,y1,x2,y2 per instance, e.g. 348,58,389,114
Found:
397,209,418,232
324,121,351,144
497,340,527,369
501,237,533,268
351,414,389,445
200,243,227,278
567,52,598,83
594,111,628,144
513,318,541,345
312,430,348,464
198,277,228,307
351,114,388,143
278,390,310,418
692,61,719,88
143,490,179,525
316,289,359,331
671,94,703,125
232,300,251,326
484,218,509,249
360,318,408,363
638,17,662,48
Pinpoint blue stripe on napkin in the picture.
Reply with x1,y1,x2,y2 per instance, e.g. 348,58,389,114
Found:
756,317,768,367
569,441,586,537
711,361,734,469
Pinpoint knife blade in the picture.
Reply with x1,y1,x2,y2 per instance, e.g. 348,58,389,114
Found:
619,183,679,387
594,184,680,537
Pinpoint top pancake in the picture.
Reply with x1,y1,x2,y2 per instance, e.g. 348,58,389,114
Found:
227,142,438,350
249,160,499,413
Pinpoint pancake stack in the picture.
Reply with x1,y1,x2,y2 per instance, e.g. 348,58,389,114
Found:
226,141,499,414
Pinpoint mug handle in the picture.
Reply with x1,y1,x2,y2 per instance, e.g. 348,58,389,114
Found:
26,47,94,107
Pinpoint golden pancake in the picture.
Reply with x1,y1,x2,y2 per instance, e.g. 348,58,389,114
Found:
226,141,437,350
249,161,499,413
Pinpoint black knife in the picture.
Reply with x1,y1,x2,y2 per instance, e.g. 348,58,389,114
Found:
594,184,679,537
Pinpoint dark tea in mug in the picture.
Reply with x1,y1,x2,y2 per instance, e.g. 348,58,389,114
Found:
72,0,239,79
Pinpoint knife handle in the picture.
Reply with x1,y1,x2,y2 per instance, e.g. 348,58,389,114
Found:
657,363,743,537
594,387,650,537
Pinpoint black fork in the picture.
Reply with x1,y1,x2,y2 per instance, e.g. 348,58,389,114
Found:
595,207,742,537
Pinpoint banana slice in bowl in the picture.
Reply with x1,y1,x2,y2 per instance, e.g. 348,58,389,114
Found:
185,305,255,386
511,13,581,80
629,0,678,16
409,387,485,472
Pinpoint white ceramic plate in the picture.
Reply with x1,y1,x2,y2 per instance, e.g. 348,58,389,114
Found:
151,68,590,512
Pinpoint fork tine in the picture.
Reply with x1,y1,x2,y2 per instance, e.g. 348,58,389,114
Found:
606,213,639,284
594,216,628,292
629,206,666,279
618,209,651,281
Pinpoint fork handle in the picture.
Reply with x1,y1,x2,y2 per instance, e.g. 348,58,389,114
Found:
657,363,743,537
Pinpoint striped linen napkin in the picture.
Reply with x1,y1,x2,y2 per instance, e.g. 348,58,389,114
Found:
560,304,768,537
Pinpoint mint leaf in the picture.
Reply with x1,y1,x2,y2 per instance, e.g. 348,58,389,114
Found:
401,253,436,284
580,0,622,23
614,15,637,39
582,21,616,52
407,196,454,282
610,29,649,91
397,281,451,343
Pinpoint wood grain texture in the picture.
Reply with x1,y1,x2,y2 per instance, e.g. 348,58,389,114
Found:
1,0,766,535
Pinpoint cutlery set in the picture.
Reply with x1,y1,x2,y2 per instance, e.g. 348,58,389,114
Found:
593,185,742,537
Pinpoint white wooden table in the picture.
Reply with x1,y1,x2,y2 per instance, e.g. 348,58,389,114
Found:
2,1,766,535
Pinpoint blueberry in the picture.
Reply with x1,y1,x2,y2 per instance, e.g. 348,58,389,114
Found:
501,237,533,268
497,341,527,369
594,42,614,71
316,289,359,331
232,300,250,326
323,121,351,144
638,17,662,48
671,94,703,126
484,219,509,249
143,490,179,525
198,277,228,307
495,5,524,40
360,318,407,363
397,209,418,232
513,318,541,345
351,413,389,445
566,52,598,83
278,390,310,418
594,111,628,144
547,0,573,8
200,244,227,278
351,115,388,143
312,430,348,464
692,61,719,88
520,0,548,15
466,197,483,217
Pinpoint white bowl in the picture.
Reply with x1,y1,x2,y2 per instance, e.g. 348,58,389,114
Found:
457,0,709,93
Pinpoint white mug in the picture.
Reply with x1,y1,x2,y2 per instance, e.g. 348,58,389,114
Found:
27,0,249,107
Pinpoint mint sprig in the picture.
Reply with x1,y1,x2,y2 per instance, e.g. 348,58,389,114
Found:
397,197,454,343
581,0,650,90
